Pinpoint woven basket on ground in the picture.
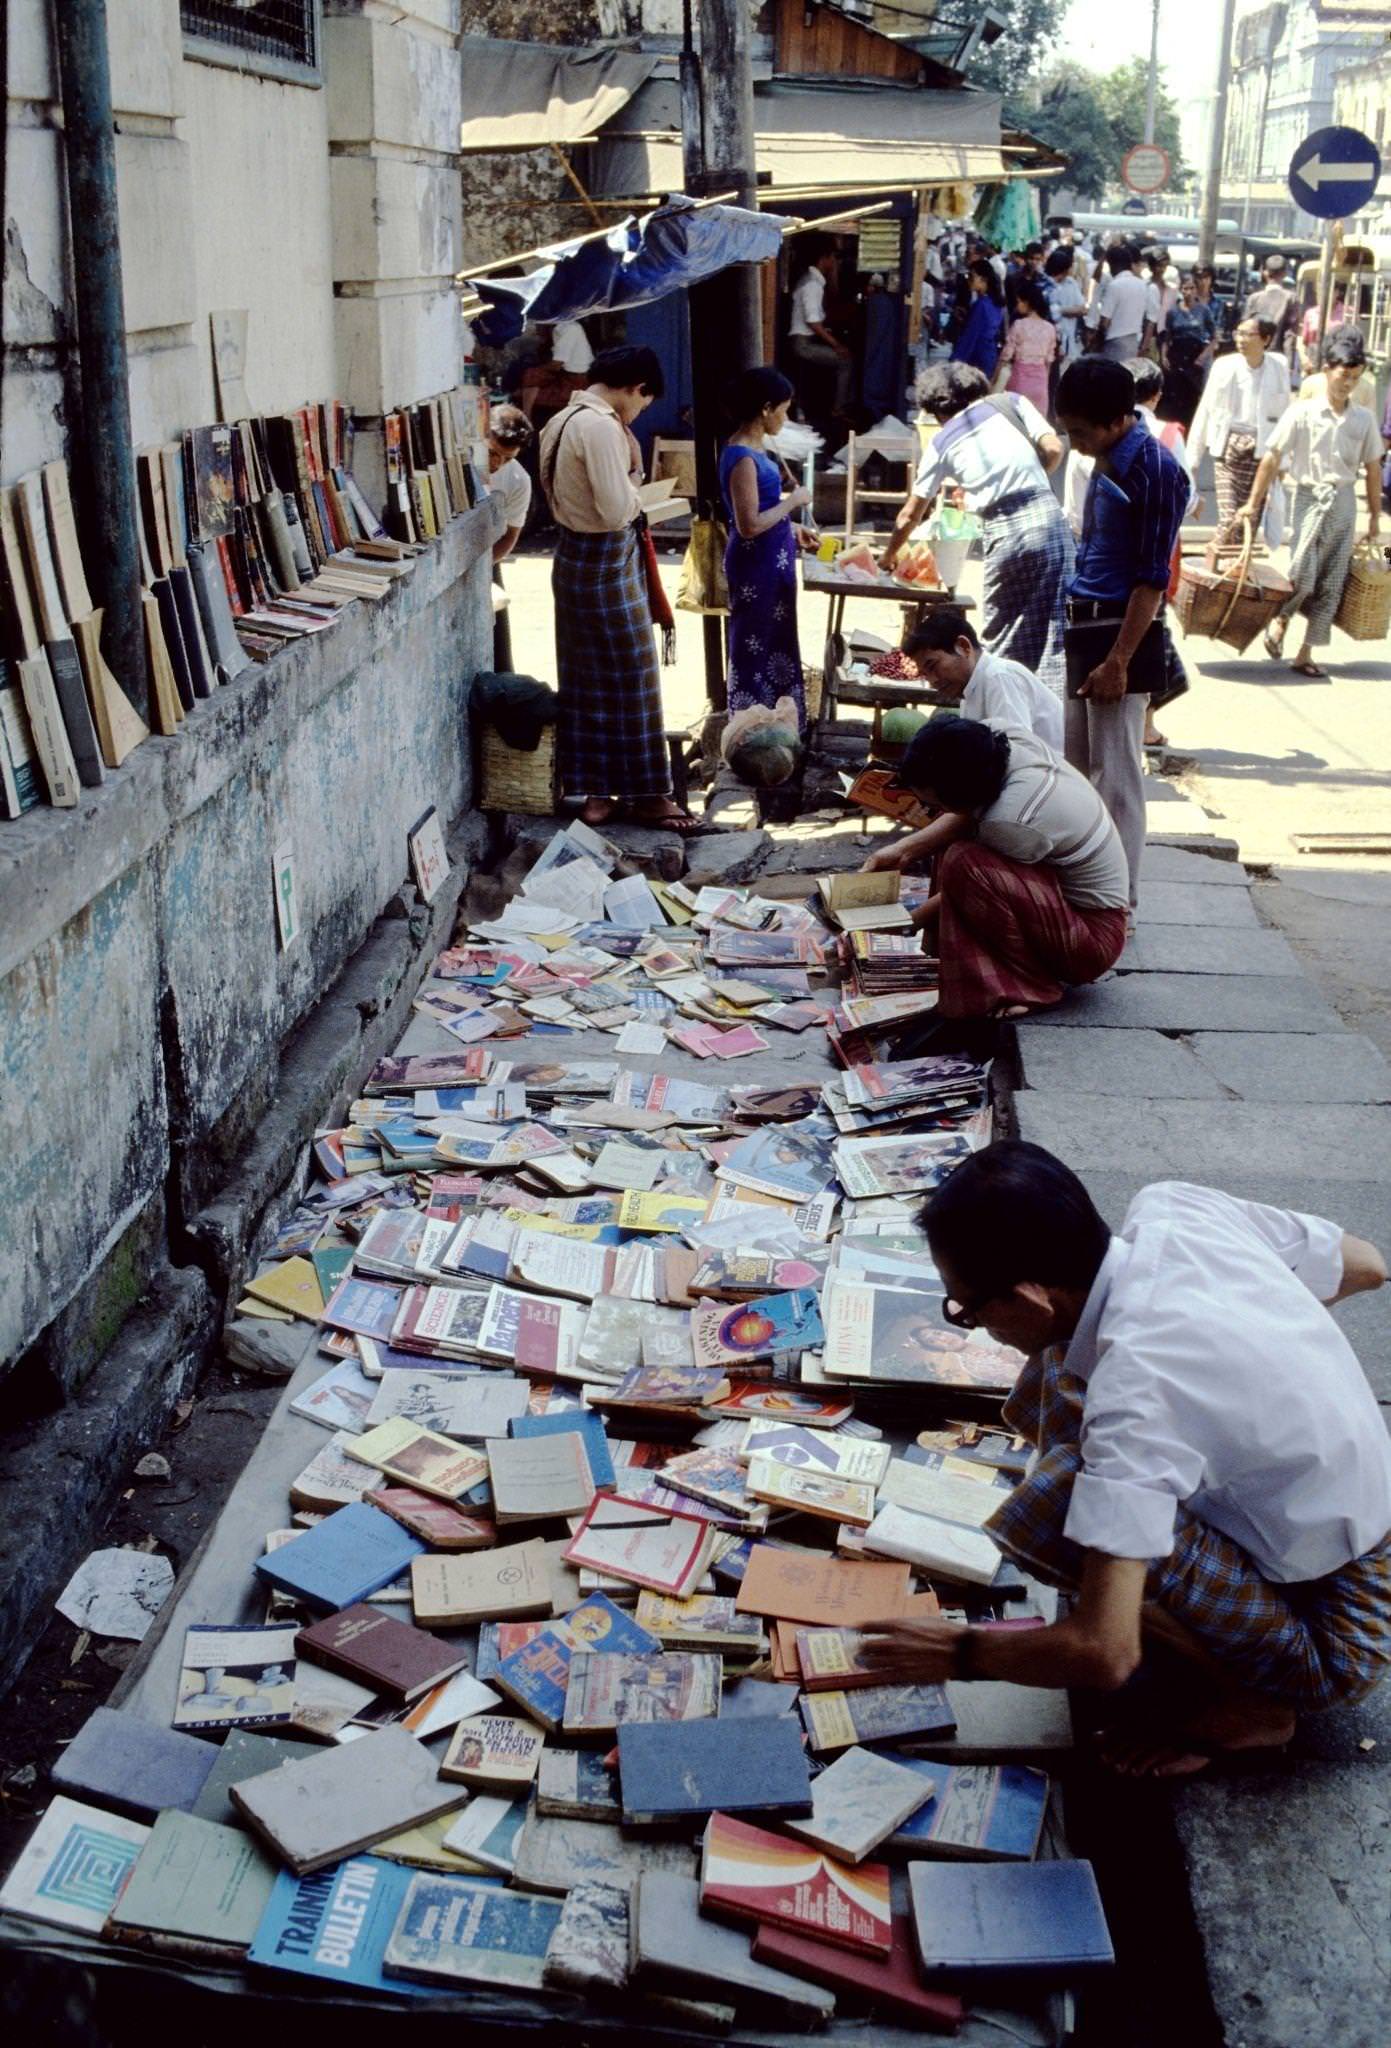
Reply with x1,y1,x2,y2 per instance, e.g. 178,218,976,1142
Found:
1334,540,1391,642
1173,518,1291,654
478,724,558,814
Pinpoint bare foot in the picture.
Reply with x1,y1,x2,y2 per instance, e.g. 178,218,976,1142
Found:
579,799,614,825
1098,1694,1296,1778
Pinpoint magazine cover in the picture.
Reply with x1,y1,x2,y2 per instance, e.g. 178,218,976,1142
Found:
822,1283,1021,1392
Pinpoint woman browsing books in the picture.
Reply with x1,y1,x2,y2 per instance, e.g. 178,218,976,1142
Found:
876,715,1128,1020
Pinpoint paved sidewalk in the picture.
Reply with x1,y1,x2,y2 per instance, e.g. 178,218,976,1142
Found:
1011,832,1391,2048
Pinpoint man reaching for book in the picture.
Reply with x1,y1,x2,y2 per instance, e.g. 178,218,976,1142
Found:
860,1141,1391,1776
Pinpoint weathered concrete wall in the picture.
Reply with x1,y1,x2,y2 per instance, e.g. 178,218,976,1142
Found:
0,503,498,1400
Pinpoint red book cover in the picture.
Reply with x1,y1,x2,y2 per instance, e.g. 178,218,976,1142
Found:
753,1918,964,2033
295,1602,465,1702
514,1298,565,1376
365,1485,495,1552
701,1812,892,1956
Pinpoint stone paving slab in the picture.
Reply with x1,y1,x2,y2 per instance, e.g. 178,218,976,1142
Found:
1136,881,1261,927
1012,1095,1391,1188
1141,846,1249,886
1014,1027,1227,1100
1122,925,1301,977
1190,1031,1391,1105
1027,973,1344,1033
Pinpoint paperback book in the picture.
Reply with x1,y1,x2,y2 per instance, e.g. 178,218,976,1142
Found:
699,1812,892,1957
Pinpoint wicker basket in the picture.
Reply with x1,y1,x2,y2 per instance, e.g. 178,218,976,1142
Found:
478,723,558,814
1334,540,1391,642
1173,518,1291,653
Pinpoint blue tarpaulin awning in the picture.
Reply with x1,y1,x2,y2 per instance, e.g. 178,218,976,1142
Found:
465,198,789,348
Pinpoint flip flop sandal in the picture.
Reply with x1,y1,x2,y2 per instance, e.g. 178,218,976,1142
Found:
1289,659,1327,677
1262,628,1285,660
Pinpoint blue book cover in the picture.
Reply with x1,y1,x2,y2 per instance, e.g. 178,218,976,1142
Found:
250,1855,427,1995
909,1860,1114,1980
509,1410,616,1491
618,1716,812,1824
51,1706,217,1821
383,1873,561,1991
873,1755,1050,1861
494,1594,659,1727
252,1502,425,1612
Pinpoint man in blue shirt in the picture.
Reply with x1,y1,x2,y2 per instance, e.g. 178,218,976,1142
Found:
1055,358,1189,904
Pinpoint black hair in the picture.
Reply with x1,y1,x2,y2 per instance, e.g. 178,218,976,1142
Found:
724,365,794,426
915,360,990,420
922,1139,1112,1300
1125,355,1163,403
801,234,837,267
1024,241,1044,261
1106,242,1135,274
1011,278,1050,320
1237,314,1277,343
968,257,1006,306
1324,327,1368,370
904,609,979,656
1056,356,1136,426
898,713,1010,811
1044,246,1075,279
487,403,533,450
589,345,665,399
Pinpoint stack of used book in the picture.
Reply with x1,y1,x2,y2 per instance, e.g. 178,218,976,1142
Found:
0,821,1113,2035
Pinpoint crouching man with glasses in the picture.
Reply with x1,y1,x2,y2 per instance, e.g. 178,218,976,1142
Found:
861,1140,1391,1776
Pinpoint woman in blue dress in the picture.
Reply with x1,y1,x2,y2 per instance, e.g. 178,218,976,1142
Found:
953,258,1007,381
718,367,816,725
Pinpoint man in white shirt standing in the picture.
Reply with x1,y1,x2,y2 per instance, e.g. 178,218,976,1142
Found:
787,237,852,419
899,610,1064,752
1094,243,1150,362
861,1140,1391,1776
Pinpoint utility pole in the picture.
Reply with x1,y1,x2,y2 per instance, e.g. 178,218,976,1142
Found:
1198,0,1239,269
1144,0,1161,145
682,0,764,713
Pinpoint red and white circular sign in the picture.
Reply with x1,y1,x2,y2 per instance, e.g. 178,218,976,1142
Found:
1122,143,1171,196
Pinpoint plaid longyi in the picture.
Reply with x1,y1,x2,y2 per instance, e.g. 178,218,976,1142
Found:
551,524,671,800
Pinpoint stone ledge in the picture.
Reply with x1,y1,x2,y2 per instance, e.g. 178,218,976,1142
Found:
0,504,497,981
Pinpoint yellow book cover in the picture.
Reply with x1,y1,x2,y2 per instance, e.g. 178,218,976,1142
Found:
243,1257,324,1320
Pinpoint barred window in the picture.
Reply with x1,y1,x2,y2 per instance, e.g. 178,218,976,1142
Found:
181,1,321,85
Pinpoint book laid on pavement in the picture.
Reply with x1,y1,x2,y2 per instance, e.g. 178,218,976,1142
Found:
492,1593,659,1730
231,1726,463,1876
293,1604,465,1702
0,1797,148,1934
190,1730,316,1828
487,1431,595,1524
344,1415,488,1502
562,1494,716,1596
631,1868,836,2026
365,1484,495,1551
562,1651,721,1736
908,1858,1114,1983
173,1624,298,1733
104,1809,277,1959
783,1745,932,1863
289,1431,370,1513
382,1872,561,1992
365,1371,528,1441
752,1914,964,2033
862,1499,1003,1587
633,1590,766,1656
745,1456,877,1529
510,1407,616,1490
880,1756,1051,1861
740,1421,890,1486
899,1678,1074,1762
439,1714,545,1793
733,1544,913,1627
799,1682,957,1754
617,1717,811,1826
793,1621,936,1691
248,1854,427,1996
542,1879,630,1994
409,1540,552,1627
536,1746,622,1822
440,1795,529,1875
511,1813,694,1897
252,1501,425,1612
51,1706,217,1821
699,1811,892,1957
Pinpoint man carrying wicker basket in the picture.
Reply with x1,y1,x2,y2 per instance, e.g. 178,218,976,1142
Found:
1238,331,1383,678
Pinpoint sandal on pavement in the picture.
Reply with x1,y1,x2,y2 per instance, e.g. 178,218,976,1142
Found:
631,804,704,836
1289,658,1327,677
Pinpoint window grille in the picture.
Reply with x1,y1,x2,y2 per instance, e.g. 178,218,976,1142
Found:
181,1,319,82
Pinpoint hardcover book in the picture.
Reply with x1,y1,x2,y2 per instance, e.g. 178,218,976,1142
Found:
51,1707,217,1821
784,1746,932,1863
752,1916,964,2033
512,1814,694,1896
700,1812,892,1957
294,1604,466,1702
248,1854,426,1996
799,1683,957,1754
617,1717,811,1826
104,1810,276,1959
190,1731,315,1828
632,1870,836,2025
561,1652,721,1736
410,1541,552,1627
909,1859,1114,1982
882,1757,1051,1861
0,1797,148,1934
439,1714,545,1793
383,1872,561,1992
173,1624,298,1732
252,1501,425,1612
232,1727,464,1877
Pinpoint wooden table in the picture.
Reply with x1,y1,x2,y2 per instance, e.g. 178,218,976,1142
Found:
800,557,975,726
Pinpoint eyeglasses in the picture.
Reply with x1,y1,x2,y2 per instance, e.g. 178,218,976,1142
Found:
942,1292,993,1331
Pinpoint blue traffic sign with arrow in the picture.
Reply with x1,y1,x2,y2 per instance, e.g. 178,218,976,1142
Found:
1288,126,1382,219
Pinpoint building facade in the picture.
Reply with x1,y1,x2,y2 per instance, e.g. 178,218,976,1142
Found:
1333,44,1391,234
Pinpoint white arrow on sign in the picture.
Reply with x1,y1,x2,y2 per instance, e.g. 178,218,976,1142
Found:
1297,153,1379,189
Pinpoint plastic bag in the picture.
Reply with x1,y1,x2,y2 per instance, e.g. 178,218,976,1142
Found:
676,515,729,614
